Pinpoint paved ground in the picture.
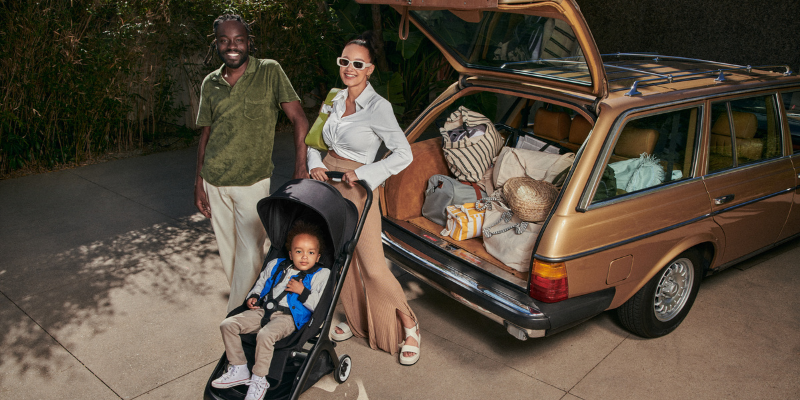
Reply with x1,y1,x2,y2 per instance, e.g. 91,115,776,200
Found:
1,131,799,399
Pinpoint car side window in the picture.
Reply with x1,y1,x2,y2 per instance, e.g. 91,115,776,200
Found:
781,91,800,153
592,107,699,203
708,95,782,173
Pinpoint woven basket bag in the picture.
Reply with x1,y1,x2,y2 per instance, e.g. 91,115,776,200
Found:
502,177,558,222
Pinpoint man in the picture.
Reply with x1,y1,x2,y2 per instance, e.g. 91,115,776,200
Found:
195,14,309,313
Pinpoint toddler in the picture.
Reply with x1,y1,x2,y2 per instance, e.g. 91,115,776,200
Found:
212,221,330,400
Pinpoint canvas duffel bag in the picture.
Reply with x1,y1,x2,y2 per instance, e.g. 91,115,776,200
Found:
422,174,486,226
478,196,542,273
493,147,575,188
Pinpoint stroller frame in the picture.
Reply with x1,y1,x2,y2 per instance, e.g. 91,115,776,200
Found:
204,172,372,400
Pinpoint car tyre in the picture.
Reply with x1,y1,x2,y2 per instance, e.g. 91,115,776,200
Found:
617,249,702,338
334,354,352,383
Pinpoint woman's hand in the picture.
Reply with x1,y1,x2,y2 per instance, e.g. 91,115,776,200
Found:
342,170,359,187
310,167,329,182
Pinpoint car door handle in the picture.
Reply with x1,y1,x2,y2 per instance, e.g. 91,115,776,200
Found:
714,194,735,205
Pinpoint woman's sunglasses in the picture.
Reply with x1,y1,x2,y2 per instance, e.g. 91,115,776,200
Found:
336,57,373,70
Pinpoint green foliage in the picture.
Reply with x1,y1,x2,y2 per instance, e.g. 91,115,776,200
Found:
0,0,456,176
0,0,213,175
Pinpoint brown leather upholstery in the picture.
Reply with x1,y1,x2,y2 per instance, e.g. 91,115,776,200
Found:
533,109,571,141
711,111,758,139
709,134,763,160
568,116,592,146
383,138,449,220
709,112,763,160
614,127,660,158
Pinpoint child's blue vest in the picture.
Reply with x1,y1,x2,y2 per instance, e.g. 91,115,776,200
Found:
259,258,324,329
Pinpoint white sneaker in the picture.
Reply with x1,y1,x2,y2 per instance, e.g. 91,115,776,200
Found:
211,364,250,388
244,374,270,400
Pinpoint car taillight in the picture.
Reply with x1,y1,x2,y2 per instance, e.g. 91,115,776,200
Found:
530,260,568,303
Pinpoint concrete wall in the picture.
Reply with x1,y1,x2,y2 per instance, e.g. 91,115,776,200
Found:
578,0,800,74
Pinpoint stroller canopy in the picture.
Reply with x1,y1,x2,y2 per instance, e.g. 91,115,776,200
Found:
257,179,359,263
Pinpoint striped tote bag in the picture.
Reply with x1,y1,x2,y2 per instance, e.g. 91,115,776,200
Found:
440,106,504,183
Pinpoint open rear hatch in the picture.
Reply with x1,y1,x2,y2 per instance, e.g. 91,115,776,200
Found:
357,0,608,98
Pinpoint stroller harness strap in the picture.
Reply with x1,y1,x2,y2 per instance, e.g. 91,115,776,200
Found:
258,258,323,329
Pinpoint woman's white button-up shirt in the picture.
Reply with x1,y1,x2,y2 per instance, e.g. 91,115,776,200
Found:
307,83,412,190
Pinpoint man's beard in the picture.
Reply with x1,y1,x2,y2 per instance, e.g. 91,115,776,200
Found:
218,49,248,69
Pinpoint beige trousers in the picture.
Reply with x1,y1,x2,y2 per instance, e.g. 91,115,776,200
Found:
204,178,272,313
219,309,296,377
323,155,416,355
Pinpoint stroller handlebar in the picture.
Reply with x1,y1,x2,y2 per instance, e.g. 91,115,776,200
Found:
324,171,371,194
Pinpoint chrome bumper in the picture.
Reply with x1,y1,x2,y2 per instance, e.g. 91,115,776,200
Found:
382,232,546,340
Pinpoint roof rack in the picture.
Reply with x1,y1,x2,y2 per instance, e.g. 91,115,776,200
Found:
602,53,794,96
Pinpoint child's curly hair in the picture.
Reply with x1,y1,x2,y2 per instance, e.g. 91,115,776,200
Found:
285,220,325,255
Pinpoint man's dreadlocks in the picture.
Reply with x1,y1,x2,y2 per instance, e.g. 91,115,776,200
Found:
203,14,257,66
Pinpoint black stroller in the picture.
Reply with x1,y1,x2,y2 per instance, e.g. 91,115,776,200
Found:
204,172,371,400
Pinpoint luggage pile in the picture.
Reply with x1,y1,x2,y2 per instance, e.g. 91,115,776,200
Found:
421,106,575,272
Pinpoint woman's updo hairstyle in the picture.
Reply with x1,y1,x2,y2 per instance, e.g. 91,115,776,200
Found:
346,31,378,64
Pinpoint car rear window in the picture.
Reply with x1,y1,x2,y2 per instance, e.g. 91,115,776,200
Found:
708,95,783,172
591,107,700,203
411,10,591,86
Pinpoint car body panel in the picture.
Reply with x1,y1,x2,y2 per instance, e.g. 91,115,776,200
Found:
703,161,795,263
778,153,800,241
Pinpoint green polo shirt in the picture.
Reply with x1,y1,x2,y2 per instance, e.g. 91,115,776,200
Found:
196,58,300,186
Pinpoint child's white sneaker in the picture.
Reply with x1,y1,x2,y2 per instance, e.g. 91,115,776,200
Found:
211,363,250,388
245,374,270,400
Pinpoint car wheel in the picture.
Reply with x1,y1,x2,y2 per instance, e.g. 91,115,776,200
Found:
617,249,702,338
334,354,352,383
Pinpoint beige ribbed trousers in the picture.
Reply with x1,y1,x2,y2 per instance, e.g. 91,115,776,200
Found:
323,155,416,355
219,309,296,377
204,178,272,313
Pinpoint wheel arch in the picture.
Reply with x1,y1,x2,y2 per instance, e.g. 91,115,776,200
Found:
609,237,718,309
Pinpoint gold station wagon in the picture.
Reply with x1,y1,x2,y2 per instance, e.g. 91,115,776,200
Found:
362,0,800,339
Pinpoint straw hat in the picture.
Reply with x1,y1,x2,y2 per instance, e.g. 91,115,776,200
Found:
502,177,558,222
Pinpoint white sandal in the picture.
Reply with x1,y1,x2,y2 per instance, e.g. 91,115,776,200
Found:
331,322,353,342
399,323,420,366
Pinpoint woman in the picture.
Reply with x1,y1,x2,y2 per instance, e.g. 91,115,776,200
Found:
307,32,419,365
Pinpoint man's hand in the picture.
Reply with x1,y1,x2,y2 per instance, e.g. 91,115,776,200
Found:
294,163,310,180
194,182,212,219
246,297,258,310
195,126,212,218
285,278,305,294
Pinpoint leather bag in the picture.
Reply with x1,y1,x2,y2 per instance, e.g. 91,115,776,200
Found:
304,88,341,151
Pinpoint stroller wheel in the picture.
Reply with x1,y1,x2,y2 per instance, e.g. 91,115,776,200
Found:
334,354,352,383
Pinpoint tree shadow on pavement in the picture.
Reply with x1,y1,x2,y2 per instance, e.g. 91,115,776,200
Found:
0,214,222,390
